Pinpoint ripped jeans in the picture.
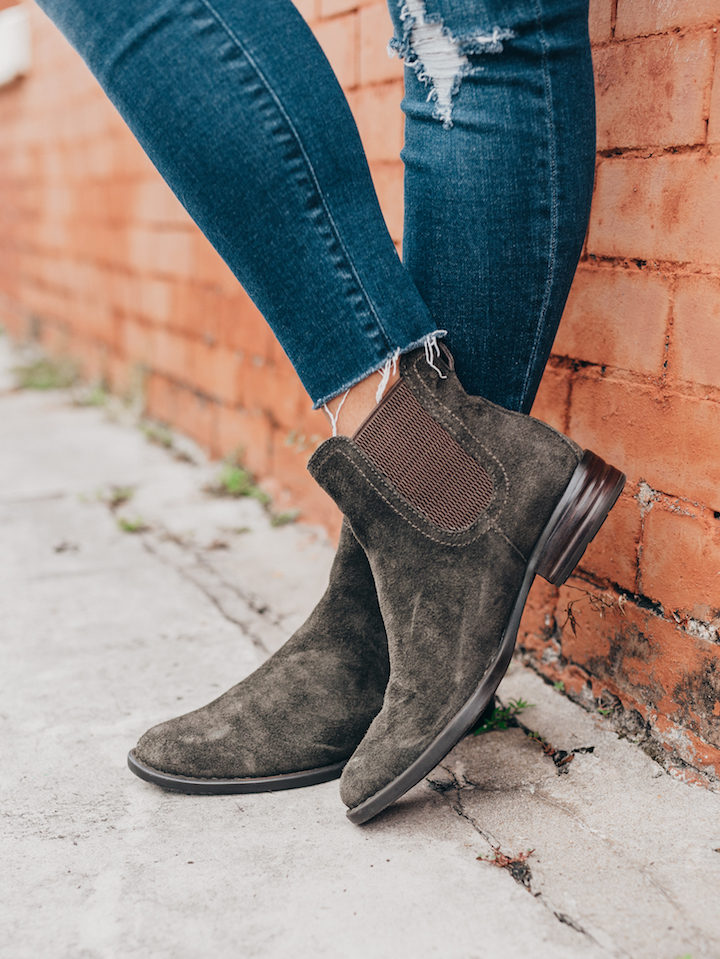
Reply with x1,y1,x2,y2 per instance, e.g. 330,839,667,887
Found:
35,0,594,412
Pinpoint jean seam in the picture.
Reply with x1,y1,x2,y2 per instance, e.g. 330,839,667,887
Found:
196,0,393,359
517,0,559,411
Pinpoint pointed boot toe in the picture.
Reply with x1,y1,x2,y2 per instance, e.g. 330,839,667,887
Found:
127,524,390,794
308,344,625,823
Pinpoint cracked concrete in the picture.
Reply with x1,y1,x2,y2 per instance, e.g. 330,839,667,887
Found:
2,334,720,959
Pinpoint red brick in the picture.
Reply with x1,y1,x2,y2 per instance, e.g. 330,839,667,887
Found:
708,44,720,151
146,373,179,426
313,13,358,90
369,160,404,243
122,319,153,365
640,501,720,618
588,155,720,264
269,425,343,535
588,0,612,44
568,372,720,510
594,33,713,151
293,0,317,20
188,339,244,405
133,179,192,228
529,362,571,434
151,327,190,381
577,489,641,593
216,405,272,477
359,3,403,86
128,227,193,278
174,385,219,453
671,273,720,390
616,0,720,39
554,266,671,375
347,80,404,162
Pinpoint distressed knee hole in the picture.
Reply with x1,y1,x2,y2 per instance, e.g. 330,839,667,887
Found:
388,0,514,128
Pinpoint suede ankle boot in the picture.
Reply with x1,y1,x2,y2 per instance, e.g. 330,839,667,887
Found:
128,523,389,793
307,345,625,823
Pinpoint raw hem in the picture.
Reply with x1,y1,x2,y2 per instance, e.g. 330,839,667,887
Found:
311,330,448,409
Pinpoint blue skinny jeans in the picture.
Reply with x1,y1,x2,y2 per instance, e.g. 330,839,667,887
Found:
35,0,595,413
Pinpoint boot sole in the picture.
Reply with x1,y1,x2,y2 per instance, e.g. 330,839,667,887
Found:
346,449,625,825
127,750,347,794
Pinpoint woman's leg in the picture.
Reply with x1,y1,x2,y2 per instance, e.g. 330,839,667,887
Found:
35,0,432,790
390,0,596,412
35,0,441,407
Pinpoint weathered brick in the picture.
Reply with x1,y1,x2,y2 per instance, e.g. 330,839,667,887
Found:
313,12,358,89
671,273,720,390
594,33,712,150
616,0,720,39
568,372,720,510
292,0,317,22
151,327,190,382
216,405,272,477
529,362,571,434
577,490,641,593
347,80,404,162
359,2,403,86
589,155,720,264
588,0,612,44
555,266,671,375
708,42,720,151
640,502,720,619
369,160,404,243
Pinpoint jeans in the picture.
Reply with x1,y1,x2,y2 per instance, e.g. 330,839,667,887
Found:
35,0,594,412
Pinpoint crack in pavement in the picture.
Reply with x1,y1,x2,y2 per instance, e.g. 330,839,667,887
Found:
141,532,273,656
432,765,612,954
530,787,711,947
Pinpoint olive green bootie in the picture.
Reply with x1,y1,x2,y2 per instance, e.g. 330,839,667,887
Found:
128,523,389,793
308,345,625,823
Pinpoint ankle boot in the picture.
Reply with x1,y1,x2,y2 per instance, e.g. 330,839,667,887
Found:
128,523,389,793
307,345,625,823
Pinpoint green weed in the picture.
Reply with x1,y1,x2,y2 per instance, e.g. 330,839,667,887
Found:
472,698,533,735
14,357,79,390
117,516,149,534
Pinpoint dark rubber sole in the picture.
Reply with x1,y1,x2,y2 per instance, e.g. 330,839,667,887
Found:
127,750,347,794
346,450,625,825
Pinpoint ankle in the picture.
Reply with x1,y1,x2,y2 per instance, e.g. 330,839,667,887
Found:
324,365,400,437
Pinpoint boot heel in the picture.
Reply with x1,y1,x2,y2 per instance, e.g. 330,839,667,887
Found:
535,450,626,587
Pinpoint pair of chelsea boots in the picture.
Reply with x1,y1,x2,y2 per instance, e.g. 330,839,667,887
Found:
129,344,625,824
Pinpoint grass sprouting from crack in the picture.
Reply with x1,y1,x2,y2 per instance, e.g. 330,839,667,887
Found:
472,698,533,736
205,453,299,528
100,485,135,511
14,356,79,390
117,516,149,534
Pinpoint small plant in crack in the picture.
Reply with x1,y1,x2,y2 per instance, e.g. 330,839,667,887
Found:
100,485,136,512
477,847,534,888
117,516,149,534
471,697,533,735
141,420,175,450
205,452,299,529
206,462,271,505
14,356,79,390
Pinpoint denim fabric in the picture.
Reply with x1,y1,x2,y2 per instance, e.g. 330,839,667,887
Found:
35,0,593,412
389,0,595,411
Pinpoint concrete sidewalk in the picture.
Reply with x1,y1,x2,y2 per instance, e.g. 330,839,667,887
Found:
2,334,719,959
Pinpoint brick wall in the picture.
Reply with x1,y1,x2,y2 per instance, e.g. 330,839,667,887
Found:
1,0,719,783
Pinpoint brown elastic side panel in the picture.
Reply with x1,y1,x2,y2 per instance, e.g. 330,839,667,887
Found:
354,380,493,530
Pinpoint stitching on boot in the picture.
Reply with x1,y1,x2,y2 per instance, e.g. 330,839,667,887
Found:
332,446,516,550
